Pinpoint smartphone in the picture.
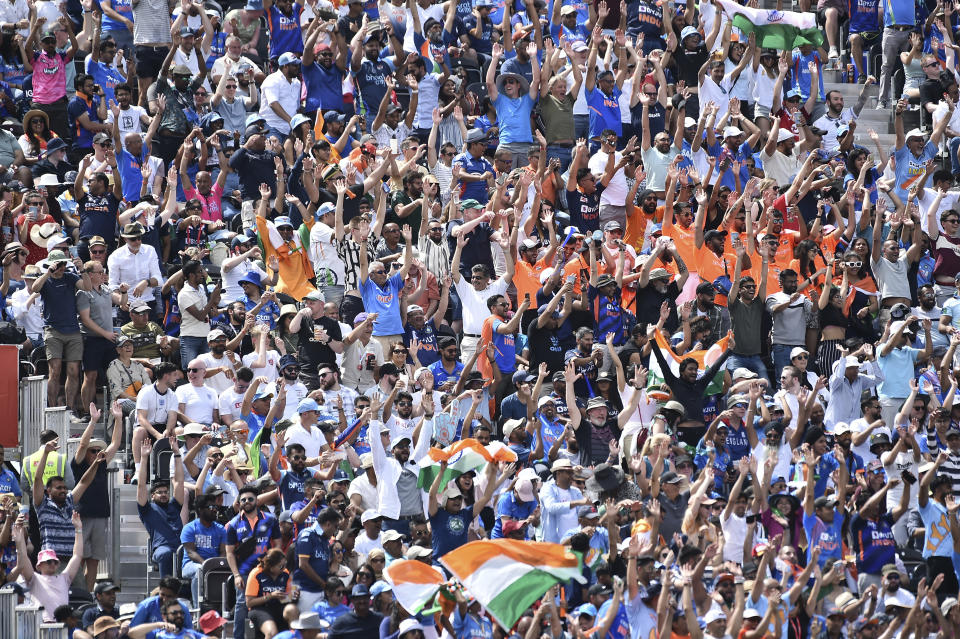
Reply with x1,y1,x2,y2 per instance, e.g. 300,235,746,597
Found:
390,138,399,154
524,292,530,301
69,246,79,258
566,274,576,283
902,470,917,485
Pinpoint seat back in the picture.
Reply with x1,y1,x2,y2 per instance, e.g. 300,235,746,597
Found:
198,557,232,614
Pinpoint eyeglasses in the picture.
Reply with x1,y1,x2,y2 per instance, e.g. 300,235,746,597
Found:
90,248,106,254
793,354,808,360
397,401,412,406
845,261,862,268
225,84,237,89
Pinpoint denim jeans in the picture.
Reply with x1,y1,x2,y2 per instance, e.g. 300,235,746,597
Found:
574,114,590,141
153,545,174,577
725,353,769,384
545,145,573,173
182,560,201,607
180,335,209,368
318,284,345,308
950,137,960,175
771,344,798,383
234,588,247,639
382,517,411,536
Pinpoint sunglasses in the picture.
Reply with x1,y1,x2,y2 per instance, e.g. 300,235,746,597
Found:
187,368,203,373
370,269,386,275
90,248,106,254
397,401,412,407
793,354,808,360
845,261,862,268
238,496,256,503
945,218,960,224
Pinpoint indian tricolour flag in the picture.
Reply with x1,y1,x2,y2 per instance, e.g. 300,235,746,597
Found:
440,540,586,630
416,439,518,491
716,0,823,49
383,560,446,613
647,329,729,396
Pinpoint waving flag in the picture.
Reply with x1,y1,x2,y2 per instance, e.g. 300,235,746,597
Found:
333,417,363,449
383,560,446,613
416,439,518,490
647,329,729,396
440,540,586,630
715,0,823,49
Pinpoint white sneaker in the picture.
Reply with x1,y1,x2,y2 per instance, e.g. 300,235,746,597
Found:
828,47,839,60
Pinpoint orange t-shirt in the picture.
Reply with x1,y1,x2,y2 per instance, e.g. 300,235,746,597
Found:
562,253,589,295
515,256,552,302
696,246,736,306
662,213,697,276
625,204,663,253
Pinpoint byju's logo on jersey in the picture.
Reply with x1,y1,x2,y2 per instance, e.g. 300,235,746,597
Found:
766,10,784,22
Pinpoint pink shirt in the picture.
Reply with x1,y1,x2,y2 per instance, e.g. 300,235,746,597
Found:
184,183,224,222
31,50,69,104
26,572,70,621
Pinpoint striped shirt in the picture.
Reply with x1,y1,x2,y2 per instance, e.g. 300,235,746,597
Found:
336,234,377,293
419,235,450,281
132,0,173,45
939,448,960,497
36,494,76,558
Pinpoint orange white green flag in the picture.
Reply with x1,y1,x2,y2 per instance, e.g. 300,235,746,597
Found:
416,439,518,490
383,559,446,613
440,539,586,630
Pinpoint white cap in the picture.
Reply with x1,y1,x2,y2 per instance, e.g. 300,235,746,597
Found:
790,346,809,359
777,128,795,143
46,235,68,250
704,608,727,624
361,509,382,523
885,588,916,609
834,422,852,436
723,126,743,138
539,267,555,284
683,117,697,128
905,128,926,140
537,396,556,409
732,367,758,381
516,478,536,502
744,609,762,619
381,529,403,543
518,467,539,482
890,320,907,334
844,355,861,368
502,419,525,438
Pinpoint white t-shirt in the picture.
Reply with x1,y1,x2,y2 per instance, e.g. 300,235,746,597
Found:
453,277,509,335
176,383,219,424
279,381,309,420
342,339,384,391
106,105,148,145
884,449,920,510
219,387,245,423
242,350,281,382
385,414,417,441
753,442,792,487
402,2,443,52
347,474,379,512
722,511,750,563
198,352,237,394
850,417,886,466
222,259,268,303
354,531,383,559
136,383,177,426
285,423,327,470
309,221,347,287
178,283,210,338
698,75,734,123
588,150,627,206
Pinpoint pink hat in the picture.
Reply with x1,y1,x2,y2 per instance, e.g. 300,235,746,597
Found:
37,549,59,564
516,479,536,502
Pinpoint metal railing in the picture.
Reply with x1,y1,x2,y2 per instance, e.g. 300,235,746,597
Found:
37,625,67,639
16,602,42,639
19,376,47,455
0,586,17,638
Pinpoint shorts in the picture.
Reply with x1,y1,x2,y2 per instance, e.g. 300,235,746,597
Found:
82,516,108,560
248,607,286,631
135,45,169,79
45,327,83,362
850,30,882,46
82,335,117,372
816,6,847,24
755,103,772,120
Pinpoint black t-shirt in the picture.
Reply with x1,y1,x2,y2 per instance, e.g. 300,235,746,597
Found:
297,315,344,374
920,78,944,112
446,218,495,277
633,101,666,140
566,184,603,234
229,148,279,202
71,456,110,517
635,280,681,333
674,44,709,89
329,610,384,639
526,319,566,375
